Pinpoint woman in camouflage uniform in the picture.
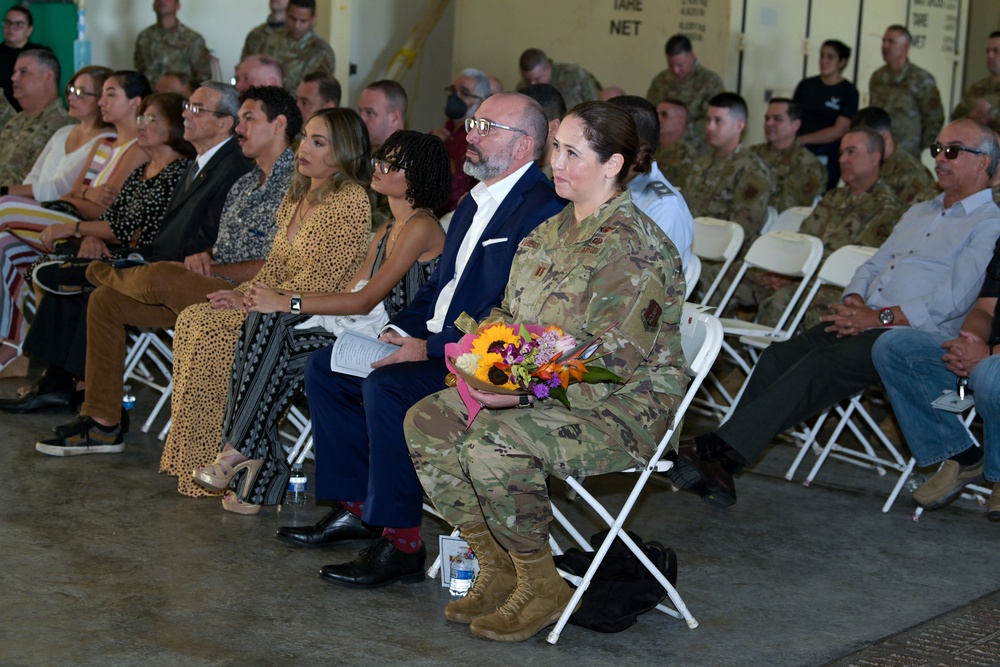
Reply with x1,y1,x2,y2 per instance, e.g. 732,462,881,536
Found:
404,101,688,642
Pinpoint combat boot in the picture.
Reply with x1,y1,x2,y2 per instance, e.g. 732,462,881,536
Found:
445,524,517,624
469,544,578,642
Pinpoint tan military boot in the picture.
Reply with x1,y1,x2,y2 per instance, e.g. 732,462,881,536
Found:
445,524,517,624
469,544,577,642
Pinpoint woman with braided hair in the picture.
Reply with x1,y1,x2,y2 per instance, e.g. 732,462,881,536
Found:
191,129,451,513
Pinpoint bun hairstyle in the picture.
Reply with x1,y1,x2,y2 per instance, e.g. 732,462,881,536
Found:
567,100,649,187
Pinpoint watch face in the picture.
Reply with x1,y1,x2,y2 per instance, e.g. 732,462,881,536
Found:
290,297,302,314
879,309,893,325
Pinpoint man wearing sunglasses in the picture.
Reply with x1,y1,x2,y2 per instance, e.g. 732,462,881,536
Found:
668,119,1000,509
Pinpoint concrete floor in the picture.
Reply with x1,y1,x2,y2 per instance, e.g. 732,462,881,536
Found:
2,377,999,667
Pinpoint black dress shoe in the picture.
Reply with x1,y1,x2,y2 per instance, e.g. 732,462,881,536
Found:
53,407,129,437
319,537,426,588
0,390,75,413
275,508,382,548
666,439,737,508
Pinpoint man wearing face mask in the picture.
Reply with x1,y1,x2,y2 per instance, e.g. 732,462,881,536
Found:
431,68,490,215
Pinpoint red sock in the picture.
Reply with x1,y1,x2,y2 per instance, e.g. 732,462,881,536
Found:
340,500,365,518
383,526,422,553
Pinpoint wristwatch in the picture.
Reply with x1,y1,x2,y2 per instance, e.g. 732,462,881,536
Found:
516,394,533,409
290,296,302,314
878,308,894,327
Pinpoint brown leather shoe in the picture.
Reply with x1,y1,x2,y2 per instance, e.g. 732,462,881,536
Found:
666,439,737,508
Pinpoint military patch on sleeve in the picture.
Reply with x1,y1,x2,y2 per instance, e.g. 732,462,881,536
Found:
520,238,541,249
641,299,662,332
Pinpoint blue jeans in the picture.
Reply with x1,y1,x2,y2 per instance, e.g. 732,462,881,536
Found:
872,329,1000,482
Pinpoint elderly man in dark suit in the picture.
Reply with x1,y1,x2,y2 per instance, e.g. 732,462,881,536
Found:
277,92,565,588
0,82,252,413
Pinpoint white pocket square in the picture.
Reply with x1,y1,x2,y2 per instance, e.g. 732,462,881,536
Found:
481,237,508,247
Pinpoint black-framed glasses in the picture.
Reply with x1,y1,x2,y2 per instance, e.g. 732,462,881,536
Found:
371,157,402,174
67,85,97,99
183,101,226,117
930,142,985,160
3,20,27,29
445,85,483,101
464,117,528,137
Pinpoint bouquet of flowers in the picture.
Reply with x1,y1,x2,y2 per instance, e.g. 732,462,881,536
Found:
445,317,624,427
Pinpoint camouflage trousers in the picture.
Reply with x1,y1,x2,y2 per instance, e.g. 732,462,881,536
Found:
404,388,639,555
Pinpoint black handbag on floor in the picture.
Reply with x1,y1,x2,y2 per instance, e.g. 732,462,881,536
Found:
554,529,678,633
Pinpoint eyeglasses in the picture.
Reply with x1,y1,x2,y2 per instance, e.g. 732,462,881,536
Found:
136,114,160,127
183,101,226,117
3,20,27,29
371,157,402,174
464,117,528,137
929,142,986,160
67,86,97,99
445,85,483,101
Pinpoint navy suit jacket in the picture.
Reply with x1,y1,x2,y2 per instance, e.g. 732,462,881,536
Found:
390,162,565,358
141,137,252,262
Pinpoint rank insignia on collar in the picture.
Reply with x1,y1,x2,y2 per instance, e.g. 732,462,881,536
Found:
641,299,662,332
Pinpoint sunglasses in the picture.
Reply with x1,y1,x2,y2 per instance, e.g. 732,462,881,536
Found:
929,142,985,160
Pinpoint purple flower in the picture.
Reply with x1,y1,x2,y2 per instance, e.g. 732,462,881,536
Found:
531,383,550,399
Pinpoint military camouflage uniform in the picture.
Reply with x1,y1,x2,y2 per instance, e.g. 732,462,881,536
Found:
404,190,687,554
655,132,703,192
749,139,826,212
241,21,284,61
645,62,724,151
869,61,944,158
952,77,1000,131
0,95,14,131
134,22,212,85
0,98,69,185
881,148,936,206
260,29,335,93
516,62,601,110
757,179,904,327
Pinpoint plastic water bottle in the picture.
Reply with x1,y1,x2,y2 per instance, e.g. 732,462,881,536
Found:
905,473,926,494
449,556,475,597
285,464,307,506
122,384,136,411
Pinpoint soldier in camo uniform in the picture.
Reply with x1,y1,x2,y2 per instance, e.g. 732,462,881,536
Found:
241,0,288,61
0,49,68,185
646,34,724,152
405,102,686,643
654,98,703,190
758,128,905,327
519,83,566,182
869,25,944,159
133,0,211,87
952,31,1000,132
852,106,935,205
516,48,600,110
258,0,335,94
750,98,826,212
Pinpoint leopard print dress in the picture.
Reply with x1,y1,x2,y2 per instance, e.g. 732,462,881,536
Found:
159,183,370,497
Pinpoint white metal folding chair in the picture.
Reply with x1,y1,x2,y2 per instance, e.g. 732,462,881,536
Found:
123,328,174,435
691,217,744,306
769,206,813,234
696,232,823,419
546,303,724,643
882,406,992,519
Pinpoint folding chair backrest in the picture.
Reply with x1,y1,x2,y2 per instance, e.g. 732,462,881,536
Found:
770,206,813,234
683,254,701,291
679,303,724,409
692,217,744,304
782,244,878,336
714,231,824,331
760,206,778,234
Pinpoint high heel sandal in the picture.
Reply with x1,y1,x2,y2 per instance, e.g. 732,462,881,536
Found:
0,340,27,378
221,458,264,514
191,449,263,491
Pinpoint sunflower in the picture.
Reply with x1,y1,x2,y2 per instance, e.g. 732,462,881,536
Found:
470,323,521,389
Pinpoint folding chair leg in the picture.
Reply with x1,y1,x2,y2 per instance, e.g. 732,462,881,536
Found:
882,457,916,513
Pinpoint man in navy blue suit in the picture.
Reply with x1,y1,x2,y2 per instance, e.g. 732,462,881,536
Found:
277,92,565,588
